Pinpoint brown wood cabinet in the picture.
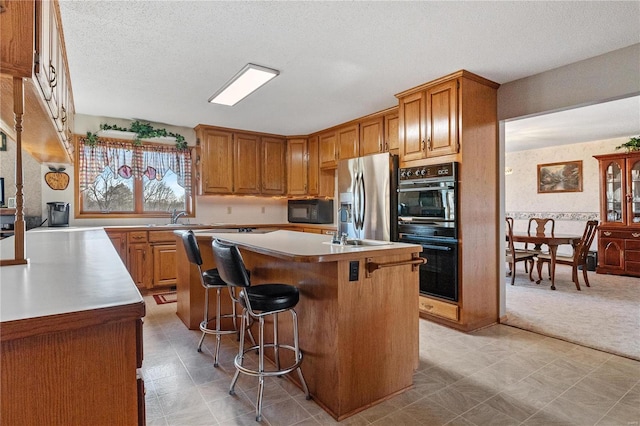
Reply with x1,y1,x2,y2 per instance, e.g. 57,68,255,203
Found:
319,131,338,169
149,230,179,288
307,135,320,195
398,76,460,162
107,230,128,265
337,124,360,160
234,133,261,194
287,138,308,195
197,127,234,194
261,137,287,195
594,151,640,277
384,110,399,153
196,125,287,196
359,116,384,156
0,0,74,164
396,70,500,332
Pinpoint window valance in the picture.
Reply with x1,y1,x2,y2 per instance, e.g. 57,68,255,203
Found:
78,139,192,194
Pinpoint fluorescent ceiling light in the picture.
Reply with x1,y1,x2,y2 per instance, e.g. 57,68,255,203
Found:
208,63,279,106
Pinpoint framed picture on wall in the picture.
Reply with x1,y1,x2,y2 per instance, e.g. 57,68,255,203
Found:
537,160,583,193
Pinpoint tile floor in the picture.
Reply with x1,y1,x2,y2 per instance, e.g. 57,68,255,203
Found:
143,296,640,425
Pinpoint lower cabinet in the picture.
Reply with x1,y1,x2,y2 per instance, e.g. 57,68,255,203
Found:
152,243,177,287
597,228,640,276
128,243,149,289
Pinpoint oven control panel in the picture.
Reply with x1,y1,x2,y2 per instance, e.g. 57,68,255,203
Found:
399,162,457,181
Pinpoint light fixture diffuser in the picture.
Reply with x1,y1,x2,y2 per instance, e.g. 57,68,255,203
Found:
208,63,279,106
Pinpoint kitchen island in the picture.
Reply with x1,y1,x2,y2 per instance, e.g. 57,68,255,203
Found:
0,228,145,424
176,230,422,420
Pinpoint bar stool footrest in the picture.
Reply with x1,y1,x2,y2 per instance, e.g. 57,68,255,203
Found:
234,344,303,378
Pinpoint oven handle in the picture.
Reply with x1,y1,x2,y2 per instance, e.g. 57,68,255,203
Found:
397,186,453,192
421,244,453,251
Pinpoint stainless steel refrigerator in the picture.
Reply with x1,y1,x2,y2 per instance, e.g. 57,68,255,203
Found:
337,152,398,241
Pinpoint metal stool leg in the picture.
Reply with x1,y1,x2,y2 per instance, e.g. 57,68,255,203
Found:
229,309,247,396
213,287,222,367
273,313,280,372
197,286,210,352
256,316,266,421
292,310,310,399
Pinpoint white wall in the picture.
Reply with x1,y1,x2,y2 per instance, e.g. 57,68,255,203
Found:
0,133,43,219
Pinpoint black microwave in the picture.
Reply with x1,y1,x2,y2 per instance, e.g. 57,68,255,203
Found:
287,199,334,224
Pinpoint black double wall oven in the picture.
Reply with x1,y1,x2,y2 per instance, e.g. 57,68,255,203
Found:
397,162,459,302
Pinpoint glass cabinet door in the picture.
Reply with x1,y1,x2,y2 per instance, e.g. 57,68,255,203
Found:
630,159,640,224
605,161,623,223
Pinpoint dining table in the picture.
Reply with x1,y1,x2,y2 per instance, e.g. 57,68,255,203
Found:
511,232,582,290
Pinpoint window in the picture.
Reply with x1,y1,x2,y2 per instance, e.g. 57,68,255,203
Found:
76,137,193,218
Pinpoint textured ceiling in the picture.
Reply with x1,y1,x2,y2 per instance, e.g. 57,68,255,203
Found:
58,1,640,146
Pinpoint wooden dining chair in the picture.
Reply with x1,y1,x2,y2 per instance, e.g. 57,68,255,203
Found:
535,220,599,290
522,217,556,272
506,217,536,285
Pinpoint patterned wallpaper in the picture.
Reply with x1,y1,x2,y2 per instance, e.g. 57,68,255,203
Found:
0,133,43,218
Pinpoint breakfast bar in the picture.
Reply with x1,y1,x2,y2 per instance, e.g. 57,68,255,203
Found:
175,230,422,421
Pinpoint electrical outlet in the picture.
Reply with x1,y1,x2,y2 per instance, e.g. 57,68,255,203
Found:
227,206,232,214
261,206,265,214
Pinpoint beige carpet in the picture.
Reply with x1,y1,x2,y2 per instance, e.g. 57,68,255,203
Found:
503,264,640,361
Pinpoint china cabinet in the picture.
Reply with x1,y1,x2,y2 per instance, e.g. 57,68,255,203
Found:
594,151,640,276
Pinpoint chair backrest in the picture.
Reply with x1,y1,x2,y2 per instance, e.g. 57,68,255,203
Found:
211,239,251,288
528,217,555,236
505,217,515,253
575,220,599,264
180,230,203,266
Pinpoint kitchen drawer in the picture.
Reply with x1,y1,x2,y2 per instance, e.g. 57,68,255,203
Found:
625,249,640,262
419,296,459,321
149,230,177,243
128,231,148,243
625,261,640,275
599,229,639,239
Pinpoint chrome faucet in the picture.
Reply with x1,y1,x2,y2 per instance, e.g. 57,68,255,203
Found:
171,209,188,224
333,206,350,244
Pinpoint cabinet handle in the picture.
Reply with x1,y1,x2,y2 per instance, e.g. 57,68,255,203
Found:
603,231,612,236
632,233,640,238
421,140,425,150
49,62,57,88
422,303,434,310
384,141,388,151
427,137,431,150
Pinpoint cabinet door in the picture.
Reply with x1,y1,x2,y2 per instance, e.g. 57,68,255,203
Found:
359,117,384,156
152,243,177,287
598,234,625,273
200,129,233,194
319,131,337,169
34,0,53,99
384,112,399,153
307,136,320,196
128,243,149,289
337,124,359,160
287,138,308,195
626,157,640,225
107,231,128,266
234,133,261,194
261,137,286,195
0,0,35,77
399,91,426,162
425,79,458,157
601,159,625,225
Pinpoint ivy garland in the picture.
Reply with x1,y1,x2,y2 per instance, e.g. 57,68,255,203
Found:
84,120,188,150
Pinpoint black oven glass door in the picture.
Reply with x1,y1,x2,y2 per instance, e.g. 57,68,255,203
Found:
401,236,458,302
397,183,455,222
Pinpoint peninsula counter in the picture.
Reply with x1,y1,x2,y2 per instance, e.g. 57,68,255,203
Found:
0,228,145,424
175,230,422,420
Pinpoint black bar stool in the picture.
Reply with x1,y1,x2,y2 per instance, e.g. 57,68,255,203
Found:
180,230,241,367
211,239,310,422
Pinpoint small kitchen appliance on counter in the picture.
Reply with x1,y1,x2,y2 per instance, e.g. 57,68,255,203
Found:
47,202,70,227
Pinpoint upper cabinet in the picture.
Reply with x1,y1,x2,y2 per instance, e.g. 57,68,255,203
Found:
319,131,338,169
384,110,399,153
359,116,384,156
307,135,320,196
595,152,640,227
234,133,261,194
398,79,458,161
0,0,74,163
261,136,286,195
396,71,498,166
336,123,359,160
195,125,286,196
196,126,234,194
287,138,308,196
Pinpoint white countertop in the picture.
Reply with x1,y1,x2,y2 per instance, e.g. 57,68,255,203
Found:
195,230,421,262
0,228,143,323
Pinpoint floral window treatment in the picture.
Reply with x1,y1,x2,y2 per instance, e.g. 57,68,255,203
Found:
78,139,192,194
